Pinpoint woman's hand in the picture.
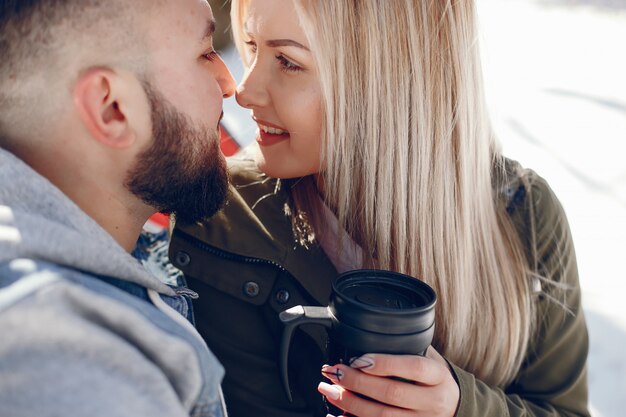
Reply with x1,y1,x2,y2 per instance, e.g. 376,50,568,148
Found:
318,346,460,417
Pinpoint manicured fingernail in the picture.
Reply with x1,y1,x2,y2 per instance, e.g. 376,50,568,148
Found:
349,355,374,370
318,382,341,400
321,365,344,382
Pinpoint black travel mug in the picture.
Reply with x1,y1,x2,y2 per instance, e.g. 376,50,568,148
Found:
279,269,437,403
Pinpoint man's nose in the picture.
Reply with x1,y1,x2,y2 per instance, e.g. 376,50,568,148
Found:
216,56,236,98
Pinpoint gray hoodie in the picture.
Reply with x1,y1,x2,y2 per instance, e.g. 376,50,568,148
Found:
0,148,226,417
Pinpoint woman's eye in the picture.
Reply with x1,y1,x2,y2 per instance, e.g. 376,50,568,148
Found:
203,50,219,62
244,40,257,54
276,55,302,73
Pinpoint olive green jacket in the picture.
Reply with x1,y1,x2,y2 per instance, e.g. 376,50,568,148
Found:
170,158,589,417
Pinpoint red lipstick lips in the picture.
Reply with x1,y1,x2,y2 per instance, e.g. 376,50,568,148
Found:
253,117,290,146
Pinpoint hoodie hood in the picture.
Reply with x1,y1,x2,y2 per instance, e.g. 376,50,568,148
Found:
0,148,175,296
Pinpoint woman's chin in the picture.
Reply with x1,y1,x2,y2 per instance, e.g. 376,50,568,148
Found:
253,148,271,176
254,146,321,179
253,151,283,179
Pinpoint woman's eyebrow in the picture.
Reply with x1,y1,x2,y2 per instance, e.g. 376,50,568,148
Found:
243,26,310,51
266,39,310,51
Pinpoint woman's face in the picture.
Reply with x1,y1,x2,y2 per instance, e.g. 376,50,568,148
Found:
236,0,322,179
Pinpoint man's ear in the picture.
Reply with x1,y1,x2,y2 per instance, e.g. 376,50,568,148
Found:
73,68,135,148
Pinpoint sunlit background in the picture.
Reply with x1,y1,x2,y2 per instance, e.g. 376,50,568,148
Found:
210,1,626,415
478,2,626,416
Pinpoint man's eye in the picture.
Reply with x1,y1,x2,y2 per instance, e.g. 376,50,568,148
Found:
203,50,219,62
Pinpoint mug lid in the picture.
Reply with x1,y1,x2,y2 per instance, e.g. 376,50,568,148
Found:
331,269,436,334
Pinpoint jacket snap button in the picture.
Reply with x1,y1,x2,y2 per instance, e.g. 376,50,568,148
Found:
275,289,290,304
243,281,260,297
175,251,191,267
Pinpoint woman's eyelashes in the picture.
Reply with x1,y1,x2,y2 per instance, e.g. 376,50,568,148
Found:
276,54,303,73
244,40,303,73
244,40,257,54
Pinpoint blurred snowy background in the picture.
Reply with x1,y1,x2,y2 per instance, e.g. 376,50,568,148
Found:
477,1,626,415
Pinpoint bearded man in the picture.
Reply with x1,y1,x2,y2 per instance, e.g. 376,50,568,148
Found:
0,1,236,416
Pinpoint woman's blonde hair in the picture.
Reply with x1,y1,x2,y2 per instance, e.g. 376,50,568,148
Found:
232,0,535,387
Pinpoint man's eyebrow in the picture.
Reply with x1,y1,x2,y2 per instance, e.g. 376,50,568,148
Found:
203,19,216,41
266,39,310,51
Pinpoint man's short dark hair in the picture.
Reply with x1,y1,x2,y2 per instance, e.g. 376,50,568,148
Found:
0,0,149,143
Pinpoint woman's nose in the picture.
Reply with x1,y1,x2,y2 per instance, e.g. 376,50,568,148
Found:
235,64,270,109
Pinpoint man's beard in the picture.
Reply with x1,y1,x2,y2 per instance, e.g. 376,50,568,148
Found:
125,81,229,224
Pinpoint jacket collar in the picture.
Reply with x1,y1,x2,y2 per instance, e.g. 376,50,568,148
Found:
177,160,337,305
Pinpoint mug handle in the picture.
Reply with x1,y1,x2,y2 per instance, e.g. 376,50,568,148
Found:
279,305,333,402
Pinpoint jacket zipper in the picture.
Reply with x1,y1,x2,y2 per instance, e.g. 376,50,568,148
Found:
177,230,322,313
177,231,290,273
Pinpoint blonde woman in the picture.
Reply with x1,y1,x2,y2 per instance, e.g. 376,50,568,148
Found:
169,0,590,416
